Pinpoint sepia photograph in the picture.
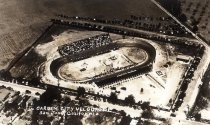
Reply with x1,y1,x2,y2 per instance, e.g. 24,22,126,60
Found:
0,0,210,124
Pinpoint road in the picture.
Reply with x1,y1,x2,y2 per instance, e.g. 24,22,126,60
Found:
0,80,45,96
171,118,209,125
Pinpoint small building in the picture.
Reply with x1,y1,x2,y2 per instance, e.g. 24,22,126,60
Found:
176,55,192,63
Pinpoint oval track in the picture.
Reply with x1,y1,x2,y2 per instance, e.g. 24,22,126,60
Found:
50,39,156,83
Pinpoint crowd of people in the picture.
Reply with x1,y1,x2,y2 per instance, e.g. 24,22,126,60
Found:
94,65,152,87
58,34,112,56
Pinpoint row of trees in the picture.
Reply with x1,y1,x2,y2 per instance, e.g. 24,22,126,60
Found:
52,19,198,48
54,14,189,36
173,46,205,112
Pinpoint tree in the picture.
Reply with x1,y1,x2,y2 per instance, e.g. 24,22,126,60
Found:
0,70,12,81
108,92,118,104
194,113,201,121
179,13,187,22
120,115,132,125
119,110,126,116
63,96,71,106
136,118,143,125
200,81,210,99
192,25,198,32
124,95,135,105
141,109,154,119
43,119,51,125
95,115,103,124
30,77,41,87
197,97,208,109
39,86,61,105
141,102,150,110
137,119,152,125
162,119,172,125
25,90,31,94
77,87,85,97
65,116,82,125
79,99,90,106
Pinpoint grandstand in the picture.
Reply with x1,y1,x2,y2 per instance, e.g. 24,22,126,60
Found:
58,33,112,56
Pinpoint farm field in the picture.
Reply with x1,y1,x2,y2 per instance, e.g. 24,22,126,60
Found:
180,0,210,43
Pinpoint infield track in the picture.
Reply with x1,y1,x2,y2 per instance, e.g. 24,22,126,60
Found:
50,39,156,84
